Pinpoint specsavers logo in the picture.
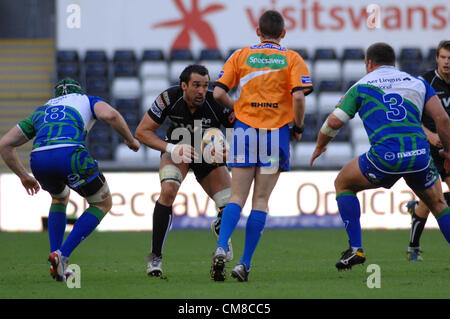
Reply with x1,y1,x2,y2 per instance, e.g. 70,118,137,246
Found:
247,53,287,69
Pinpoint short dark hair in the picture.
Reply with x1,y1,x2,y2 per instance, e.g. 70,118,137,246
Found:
179,64,209,85
437,40,450,56
365,42,396,66
258,10,284,39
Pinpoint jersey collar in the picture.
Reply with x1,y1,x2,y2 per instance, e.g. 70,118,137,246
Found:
261,40,280,46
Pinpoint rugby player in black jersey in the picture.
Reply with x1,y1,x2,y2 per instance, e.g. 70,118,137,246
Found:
135,64,235,276
406,40,450,261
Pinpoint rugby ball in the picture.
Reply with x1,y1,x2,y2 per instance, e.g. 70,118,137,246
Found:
201,128,228,163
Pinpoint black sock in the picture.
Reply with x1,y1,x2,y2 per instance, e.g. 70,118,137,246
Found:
409,212,427,248
214,207,225,232
151,201,173,257
217,206,225,220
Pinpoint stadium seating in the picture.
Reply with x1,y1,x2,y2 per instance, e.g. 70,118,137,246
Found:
84,50,108,63
292,142,318,167
142,49,165,61
168,49,195,84
291,48,309,61
146,147,162,168
317,92,342,115
86,77,109,94
317,79,341,93
88,121,113,143
111,77,141,99
141,93,159,114
115,98,141,127
114,143,146,162
313,48,340,83
301,114,318,142
313,60,341,83
342,60,366,84
323,142,353,166
85,61,108,78
198,49,224,82
57,62,80,80
57,50,79,63
398,47,424,76
314,48,338,60
112,49,138,77
142,77,170,95
399,47,423,62
422,48,437,71
140,61,169,79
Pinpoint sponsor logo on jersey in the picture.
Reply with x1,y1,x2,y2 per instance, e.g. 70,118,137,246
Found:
425,170,437,187
442,97,450,108
150,102,162,118
384,152,395,160
217,70,224,79
301,76,312,84
202,118,212,125
156,96,166,110
251,102,278,108
67,173,85,188
396,148,426,158
162,91,170,105
246,53,287,69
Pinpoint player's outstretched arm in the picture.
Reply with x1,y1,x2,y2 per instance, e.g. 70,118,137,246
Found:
94,101,140,151
0,126,40,195
310,113,345,167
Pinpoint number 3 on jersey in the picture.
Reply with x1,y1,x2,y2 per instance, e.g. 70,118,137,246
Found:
44,105,66,122
383,93,406,121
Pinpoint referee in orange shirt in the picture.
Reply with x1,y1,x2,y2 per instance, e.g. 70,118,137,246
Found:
210,10,313,281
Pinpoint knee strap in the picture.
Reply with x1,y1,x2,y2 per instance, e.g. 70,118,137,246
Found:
51,185,70,199
213,188,231,210
85,183,111,203
159,164,183,186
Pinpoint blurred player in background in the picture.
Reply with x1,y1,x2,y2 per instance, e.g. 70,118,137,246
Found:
310,43,450,271
135,64,235,277
0,78,140,281
405,40,450,261
210,10,312,282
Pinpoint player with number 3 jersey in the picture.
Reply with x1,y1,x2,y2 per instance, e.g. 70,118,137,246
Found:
310,43,450,271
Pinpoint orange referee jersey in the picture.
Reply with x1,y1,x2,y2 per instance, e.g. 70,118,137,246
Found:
214,42,313,129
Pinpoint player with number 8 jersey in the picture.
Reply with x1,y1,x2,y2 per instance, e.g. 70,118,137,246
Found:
0,78,140,282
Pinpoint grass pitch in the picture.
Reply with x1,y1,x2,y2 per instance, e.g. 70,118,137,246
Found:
0,229,448,299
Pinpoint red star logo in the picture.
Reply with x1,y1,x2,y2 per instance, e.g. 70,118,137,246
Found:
153,0,225,51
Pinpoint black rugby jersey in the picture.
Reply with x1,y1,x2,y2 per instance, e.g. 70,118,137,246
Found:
421,70,450,132
146,85,235,144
